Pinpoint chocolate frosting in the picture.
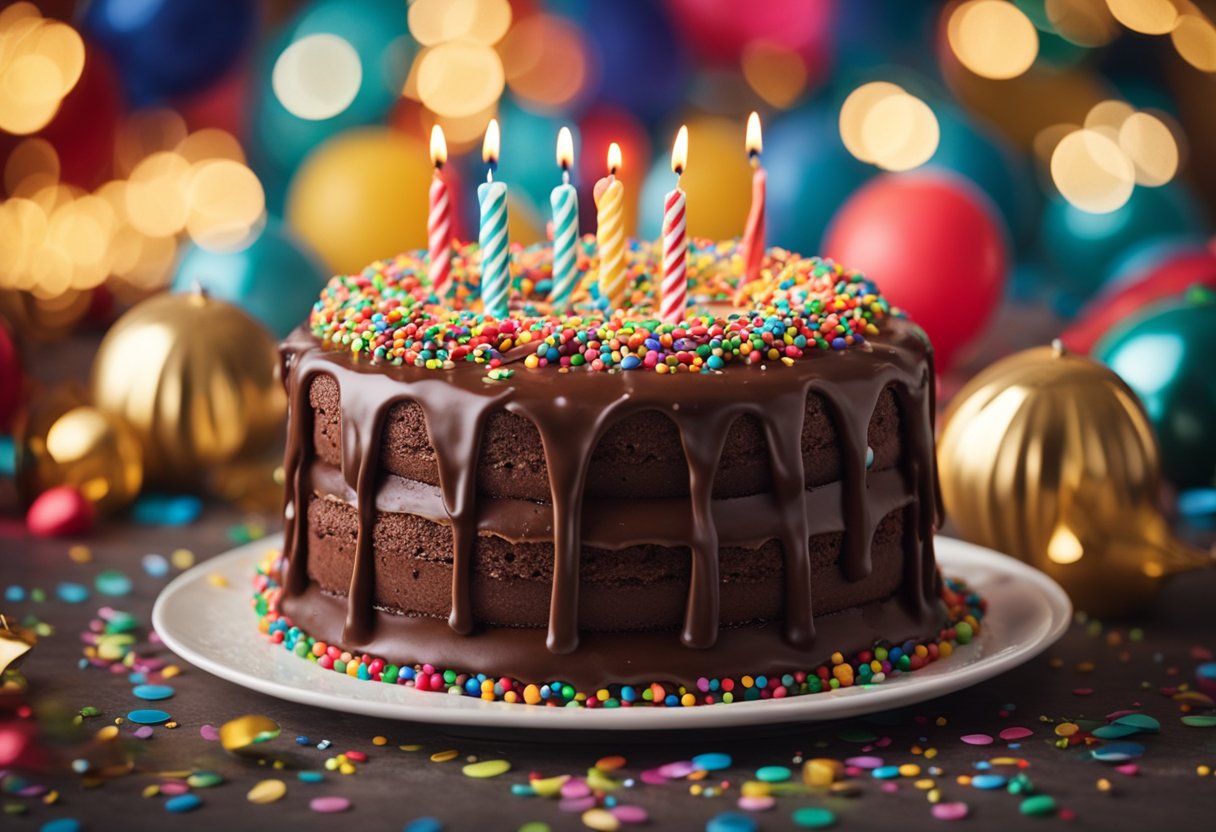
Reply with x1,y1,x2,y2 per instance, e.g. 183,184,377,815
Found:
279,319,944,688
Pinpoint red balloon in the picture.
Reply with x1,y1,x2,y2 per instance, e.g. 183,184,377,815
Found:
38,42,124,189
1061,245,1216,354
664,0,834,73
576,104,651,232
822,173,1008,371
0,315,20,431
27,486,94,538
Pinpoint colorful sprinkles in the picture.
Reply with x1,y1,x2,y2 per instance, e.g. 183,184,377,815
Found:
253,551,985,709
308,237,894,374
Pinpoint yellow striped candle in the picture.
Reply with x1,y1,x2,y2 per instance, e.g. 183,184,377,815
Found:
594,142,626,310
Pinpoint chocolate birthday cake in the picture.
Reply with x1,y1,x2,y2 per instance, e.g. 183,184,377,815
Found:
257,238,983,707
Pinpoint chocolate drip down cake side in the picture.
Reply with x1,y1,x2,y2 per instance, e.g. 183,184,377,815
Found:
255,239,985,708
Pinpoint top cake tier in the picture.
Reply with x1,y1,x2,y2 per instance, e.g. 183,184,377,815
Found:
306,237,902,374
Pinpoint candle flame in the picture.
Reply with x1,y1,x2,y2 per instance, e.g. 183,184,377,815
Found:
671,125,688,175
482,118,500,165
607,141,622,174
557,126,574,170
746,111,762,158
430,124,448,167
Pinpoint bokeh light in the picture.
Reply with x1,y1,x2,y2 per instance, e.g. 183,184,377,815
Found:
741,40,808,109
0,2,85,134
272,33,363,121
1171,13,1216,72
185,160,267,251
1118,112,1179,187
840,82,940,172
125,152,191,238
114,109,189,177
4,138,60,196
499,15,588,111
1105,0,1177,35
408,0,512,47
416,42,505,118
947,0,1039,80
1045,0,1118,47
861,93,940,172
1050,128,1135,213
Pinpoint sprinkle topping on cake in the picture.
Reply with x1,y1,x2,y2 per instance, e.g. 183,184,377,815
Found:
308,237,895,373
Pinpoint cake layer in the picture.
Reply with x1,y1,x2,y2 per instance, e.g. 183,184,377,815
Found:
304,495,908,631
307,375,905,501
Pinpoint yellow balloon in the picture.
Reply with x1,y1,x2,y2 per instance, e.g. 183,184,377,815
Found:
676,116,755,240
35,406,143,514
285,128,433,275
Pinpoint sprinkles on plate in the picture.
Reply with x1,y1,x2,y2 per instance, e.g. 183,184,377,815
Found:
308,237,895,374
252,551,984,709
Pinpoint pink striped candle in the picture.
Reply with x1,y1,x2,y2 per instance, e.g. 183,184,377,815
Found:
739,112,766,290
660,126,689,325
427,125,453,301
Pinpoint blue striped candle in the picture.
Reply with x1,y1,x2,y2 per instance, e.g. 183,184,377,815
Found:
477,179,509,318
549,126,579,311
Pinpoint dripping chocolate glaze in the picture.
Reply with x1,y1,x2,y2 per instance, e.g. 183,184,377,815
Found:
279,319,942,684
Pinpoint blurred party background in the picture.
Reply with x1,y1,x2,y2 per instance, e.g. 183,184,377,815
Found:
1,0,1215,530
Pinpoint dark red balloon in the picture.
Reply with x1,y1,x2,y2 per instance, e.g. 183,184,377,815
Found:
1062,245,1216,354
822,173,1008,371
37,42,123,189
0,315,21,431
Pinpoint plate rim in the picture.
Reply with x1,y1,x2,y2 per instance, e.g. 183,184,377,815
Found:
152,534,1071,731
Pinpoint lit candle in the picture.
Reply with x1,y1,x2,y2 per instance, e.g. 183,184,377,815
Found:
661,125,689,325
594,142,626,310
428,125,453,301
477,119,509,318
739,112,766,290
549,126,579,311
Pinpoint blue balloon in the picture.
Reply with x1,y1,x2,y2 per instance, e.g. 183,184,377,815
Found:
1039,183,1208,308
83,0,255,104
249,0,416,208
585,0,690,123
927,104,1038,245
1103,234,1211,293
171,217,330,338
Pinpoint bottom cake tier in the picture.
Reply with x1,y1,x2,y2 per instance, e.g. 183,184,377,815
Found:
254,552,984,708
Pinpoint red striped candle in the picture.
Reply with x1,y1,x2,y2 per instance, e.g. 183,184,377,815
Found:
428,125,453,301
661,126,689,325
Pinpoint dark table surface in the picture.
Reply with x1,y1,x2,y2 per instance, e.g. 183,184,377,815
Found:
3,313,1216,831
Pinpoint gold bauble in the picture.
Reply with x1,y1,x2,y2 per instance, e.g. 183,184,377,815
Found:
23,406,143,514
91,291,285,485
939,341,1210,615
14,382,89,503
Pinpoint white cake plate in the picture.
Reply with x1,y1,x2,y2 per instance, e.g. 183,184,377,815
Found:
153,534,1070,731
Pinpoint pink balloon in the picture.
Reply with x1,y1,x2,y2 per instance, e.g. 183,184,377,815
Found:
27,486,94,538
822,173,1008,371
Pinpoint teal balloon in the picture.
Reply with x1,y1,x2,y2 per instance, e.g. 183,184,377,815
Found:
927,104,1037,245
494,99,575,226
171,217,330,338
1039,183,1207,308
249,0,415,209
1095,289,1216,490
640,106,871,252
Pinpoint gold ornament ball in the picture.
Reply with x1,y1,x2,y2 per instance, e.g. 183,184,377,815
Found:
29,406,144,514
938,341,1209,616
14,382,90,503
91,291,286,485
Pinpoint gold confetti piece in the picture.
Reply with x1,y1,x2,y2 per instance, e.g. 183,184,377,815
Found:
399,744,423,752
430,749,459,763
1097,778,1112,792
914,779,936,790
170,548,195,570
68,545,92,563
372,736,388,746
247,779,287,804
207,573,229,588
219,715,281,752
142,785,160,798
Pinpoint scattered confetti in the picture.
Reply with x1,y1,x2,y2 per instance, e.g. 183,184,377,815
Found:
462,759,511,778
132,684,175,701
1019,795,1057,817
998,727,1033,741
931,802,970,821
55,583,89,604
40,819,82,832
960,734,993,746
132,495,204,526
186,771,224,788
404,819,443,832
706,812,758,832
165,794,202,813
246,779,287,804
126,709,171,725
94,569,133,597
218,715,281,751
791,806,837,829
141,553,171,577
309,796,351,813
